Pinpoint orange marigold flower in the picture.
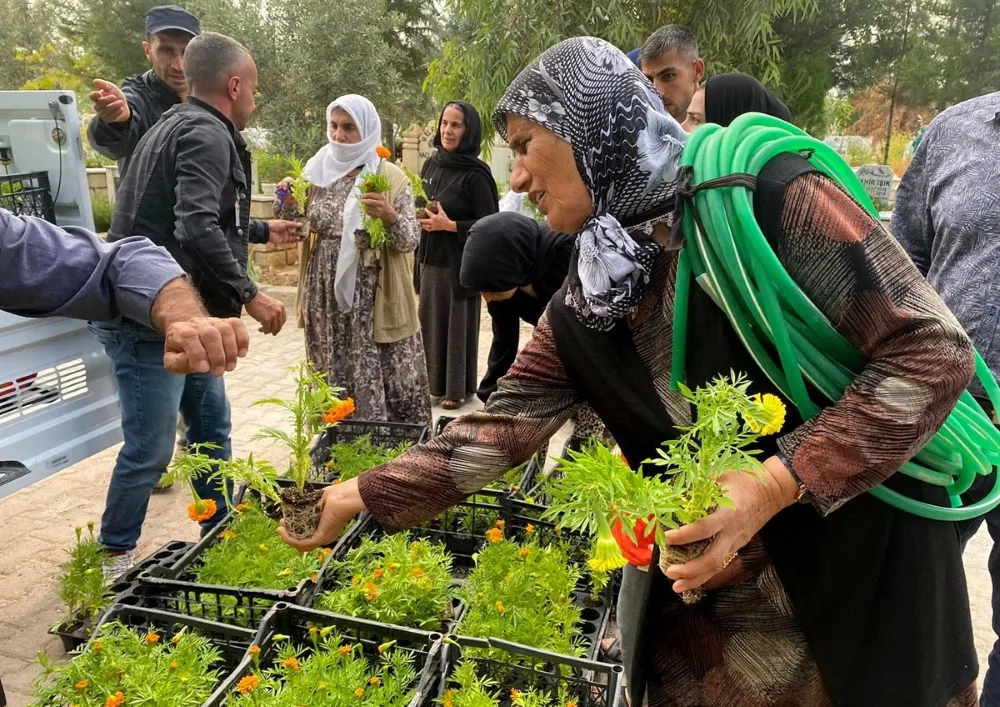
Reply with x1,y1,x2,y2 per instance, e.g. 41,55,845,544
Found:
169,660,179,670
487,527,503,544
282,656,300,671
94,641,103,651
144,632,160,645
317,547,333,560
409,567,423,577
339,644,352,655
351,574,361,585
310,573,319,583
187,498,217,522
511,688,522,700
376,145,392,159
519,547,531,558
323,398,356,424
364,582,378,600
105,691,125,707
373,568,384,579
221,529,236,541
525,524,536,535
75,680,89,691
237,674,260,694
495,519,505,530
235,502,252,514
249,645,261,657
566,701,578,707
355,688,366,699
443,690,455,707
496,601,505,613
370,676,381,685
388,562,400,571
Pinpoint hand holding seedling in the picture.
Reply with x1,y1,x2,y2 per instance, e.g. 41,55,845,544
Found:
277,477,366,551
360,192,396,225
662,456,800,593
418,202,456,232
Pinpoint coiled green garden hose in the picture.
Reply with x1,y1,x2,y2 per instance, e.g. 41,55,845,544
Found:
671,112,1000,521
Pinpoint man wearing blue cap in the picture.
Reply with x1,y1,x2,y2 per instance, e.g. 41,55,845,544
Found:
87,5,201,177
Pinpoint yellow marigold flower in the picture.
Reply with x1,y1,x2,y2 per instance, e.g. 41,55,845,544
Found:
525,524,536,535
443,690,455,707
496,601,505,613
355,688,366,699
249,645,261,657
370,676,381,685
340,644,352,655
144,632,160,645
221,529,236,541
588,515,627,573
75,679,89,691
94,641,102,651
105,692,125,707
487,527,503,544
282,656,300,671
278,567,293,577
495,519,505,530
525,497,536,505
352,575,361,585
236,674,260,694
373,568,384,579
318,682,328,690
169,660,179,670
743,393,786,436
409,567,424,577
187,498,217,522
258,544,270,554
519,546,531,558
566,701,578,707
318,547,333,560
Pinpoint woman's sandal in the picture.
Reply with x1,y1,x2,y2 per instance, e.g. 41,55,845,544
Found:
441,398,464,410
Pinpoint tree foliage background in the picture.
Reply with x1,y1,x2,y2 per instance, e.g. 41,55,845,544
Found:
1,0,999,157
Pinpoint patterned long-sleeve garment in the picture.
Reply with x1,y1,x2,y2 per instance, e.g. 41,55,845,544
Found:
357,174,976,705
279,178,431,425
892,91,1000,398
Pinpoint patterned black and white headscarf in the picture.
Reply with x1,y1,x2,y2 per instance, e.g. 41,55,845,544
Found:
494,37,687,330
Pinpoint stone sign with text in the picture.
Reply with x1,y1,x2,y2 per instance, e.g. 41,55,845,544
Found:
855,164,894,204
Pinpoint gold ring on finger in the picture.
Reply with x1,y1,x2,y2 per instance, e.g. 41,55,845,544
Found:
722,552,738,570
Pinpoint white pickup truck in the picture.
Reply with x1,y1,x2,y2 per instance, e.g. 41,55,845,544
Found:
0,90,122,500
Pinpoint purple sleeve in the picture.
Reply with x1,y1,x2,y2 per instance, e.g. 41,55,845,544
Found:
0,208,185,328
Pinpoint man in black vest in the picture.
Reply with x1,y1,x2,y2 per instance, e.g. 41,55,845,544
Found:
87,5,201,178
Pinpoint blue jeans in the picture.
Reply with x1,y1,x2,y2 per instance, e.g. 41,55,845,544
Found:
89,318,232,551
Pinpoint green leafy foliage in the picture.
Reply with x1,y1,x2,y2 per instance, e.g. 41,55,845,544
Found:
321,436,411,483
359,171,393,249
54,521,112,633
31,621,225,706
440,661,577,707
288,177,311,217
425,0,816,147
542,374,780,547
211,454,282,508
193,501,326,590
459,535,583,661
317,533,456,630
90,194,113,233
404,166,427,202
253,361,346,493
230,632,419,706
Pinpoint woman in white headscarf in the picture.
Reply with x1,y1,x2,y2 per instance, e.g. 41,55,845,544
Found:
275,95,430,426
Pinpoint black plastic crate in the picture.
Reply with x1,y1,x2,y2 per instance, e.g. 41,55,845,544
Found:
515,434,592,504
205,602,444,706
0,171,56,222
433,415,457,437
309,419,429,481
49,540,194,653
92,603,255,675
138,488,344,628
436,634,623,707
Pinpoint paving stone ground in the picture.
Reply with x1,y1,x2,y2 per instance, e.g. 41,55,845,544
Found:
0,293,991,705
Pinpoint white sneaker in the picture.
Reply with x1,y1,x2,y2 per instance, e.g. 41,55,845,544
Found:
103,550,136,582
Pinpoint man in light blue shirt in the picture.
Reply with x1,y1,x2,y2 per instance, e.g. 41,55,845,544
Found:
1,208,249,379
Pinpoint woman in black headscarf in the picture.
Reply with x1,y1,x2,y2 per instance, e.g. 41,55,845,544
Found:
417,101,499,409
461,212,574,402
683,72,791,132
